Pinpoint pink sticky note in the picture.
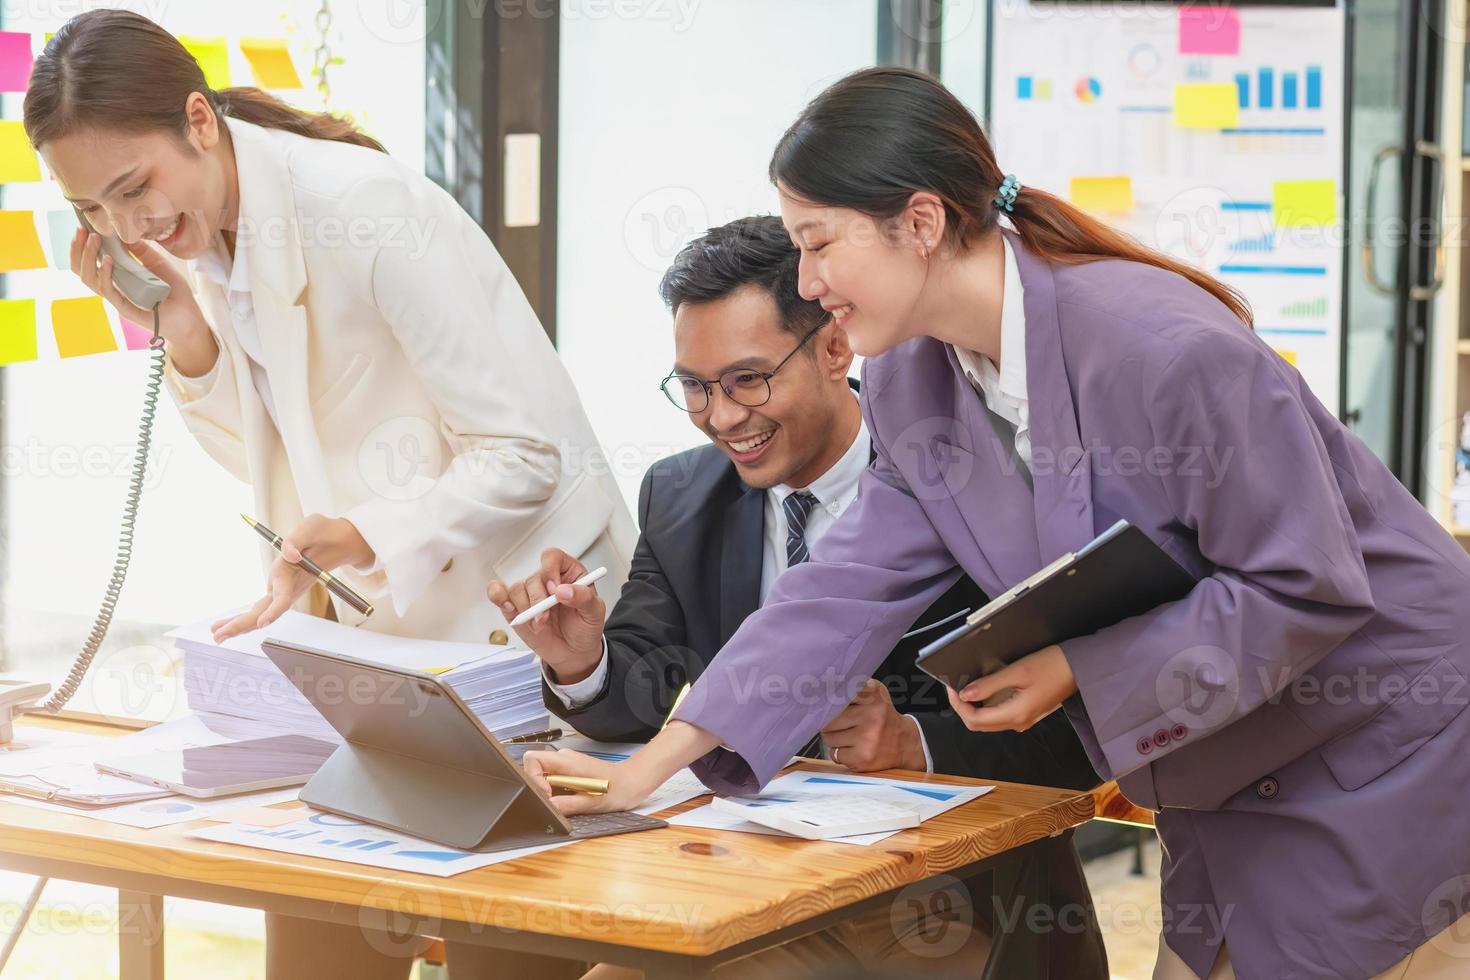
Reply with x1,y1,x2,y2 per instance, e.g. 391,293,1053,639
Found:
1179,7,1240,56
0,32,34,93
120,317,157,351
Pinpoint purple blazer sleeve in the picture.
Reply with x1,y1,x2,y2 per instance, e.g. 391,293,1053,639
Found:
1059,332,1376,782
672,395,963,794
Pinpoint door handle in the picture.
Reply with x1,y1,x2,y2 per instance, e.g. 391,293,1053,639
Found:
1362,143,1403,297
1410,139,1446,301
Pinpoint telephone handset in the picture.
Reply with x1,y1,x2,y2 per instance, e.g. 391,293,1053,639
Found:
0,215,174,741
74,210,171,310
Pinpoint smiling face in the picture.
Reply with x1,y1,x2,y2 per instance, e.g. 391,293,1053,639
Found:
37,93,233,260
673,284,854,490
780,184,934,359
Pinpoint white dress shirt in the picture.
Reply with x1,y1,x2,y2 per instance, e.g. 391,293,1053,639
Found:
180,235,281,431
952,226,1032,470
547,401,941,771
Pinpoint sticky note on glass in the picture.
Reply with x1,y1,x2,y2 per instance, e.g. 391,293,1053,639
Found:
1070,176,1135,214
52,297,117,358
240,38,303,89
1174,83,1239,129
0,30,34,92
0,300,38,366
0,211,46,272
1179,7,1240,56
120,317,157,351
46,209,78,271
180,36,231,89
1276,349,1298,367
0,120,42,183
1273,180,1337,227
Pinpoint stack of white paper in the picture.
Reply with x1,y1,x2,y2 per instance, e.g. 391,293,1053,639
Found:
168,612,548,741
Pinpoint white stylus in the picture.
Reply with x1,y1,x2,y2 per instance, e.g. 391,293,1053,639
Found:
508,566,609,627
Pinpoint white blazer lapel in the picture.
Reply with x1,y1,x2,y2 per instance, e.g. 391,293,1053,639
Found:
227,118,334,515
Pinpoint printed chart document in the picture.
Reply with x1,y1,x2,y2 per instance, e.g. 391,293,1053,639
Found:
190,761,710,876
191,809,577,877
669,771,993,845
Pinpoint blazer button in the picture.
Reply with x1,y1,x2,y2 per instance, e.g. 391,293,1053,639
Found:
1137,736,1154,756
1170,723,1189,742
1255,777,1280,800
441,559,454,573
488,629,509,646
1152,728,1171,748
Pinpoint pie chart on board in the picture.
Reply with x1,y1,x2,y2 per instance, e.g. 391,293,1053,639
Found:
1076,77,1102,102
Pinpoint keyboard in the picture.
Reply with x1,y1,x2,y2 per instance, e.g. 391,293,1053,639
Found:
476,809,666,853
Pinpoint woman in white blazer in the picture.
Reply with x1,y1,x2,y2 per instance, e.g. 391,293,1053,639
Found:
25,12,627,978
25,11,634,651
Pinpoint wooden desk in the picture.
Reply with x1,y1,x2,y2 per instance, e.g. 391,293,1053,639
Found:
1091,781,1156,827
0,717,1096,979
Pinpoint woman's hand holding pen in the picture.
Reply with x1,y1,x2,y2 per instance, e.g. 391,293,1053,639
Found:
946,644,1079,732
212,514,374,642
523,720,721,816
69,228,218,376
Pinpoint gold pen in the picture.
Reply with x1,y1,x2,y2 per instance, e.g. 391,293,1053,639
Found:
546,775,609,795
240,514,375,617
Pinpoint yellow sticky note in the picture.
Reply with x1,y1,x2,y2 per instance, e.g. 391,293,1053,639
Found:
52,297,117,358
0,121,42,183
1174,83,1239,129
1273,180,1337,227
180,36,231,89
0,300,38,366
1036,79,1053,100
0,211,45,272
1070,176,1135,214
422,665,457,676
240,38,303,89
1276,349,1298,367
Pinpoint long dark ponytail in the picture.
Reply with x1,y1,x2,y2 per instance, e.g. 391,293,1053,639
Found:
770,67,1252,327
23,9,384,153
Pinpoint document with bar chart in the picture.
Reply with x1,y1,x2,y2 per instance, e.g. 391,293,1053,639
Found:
990,2,1345,405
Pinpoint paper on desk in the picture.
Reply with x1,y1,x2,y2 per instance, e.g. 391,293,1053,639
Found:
191,811,576,877
667,771,992,845
5,785,303,829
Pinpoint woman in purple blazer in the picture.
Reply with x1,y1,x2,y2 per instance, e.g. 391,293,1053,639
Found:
526,68,1470,979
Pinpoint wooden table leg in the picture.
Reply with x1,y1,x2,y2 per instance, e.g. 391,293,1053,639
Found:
117,890,164,980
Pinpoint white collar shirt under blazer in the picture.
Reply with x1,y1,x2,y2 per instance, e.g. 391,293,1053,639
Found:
165,117,635,642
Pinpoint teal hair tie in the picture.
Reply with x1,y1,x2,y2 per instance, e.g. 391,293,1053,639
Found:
994,173,1021,213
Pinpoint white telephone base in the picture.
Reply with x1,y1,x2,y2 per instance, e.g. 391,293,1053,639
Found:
0,681,52,744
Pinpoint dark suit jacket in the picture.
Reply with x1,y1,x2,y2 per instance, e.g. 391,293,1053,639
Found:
544,437,1100,792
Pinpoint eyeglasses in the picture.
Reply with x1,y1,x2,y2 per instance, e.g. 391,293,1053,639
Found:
660,323,824,414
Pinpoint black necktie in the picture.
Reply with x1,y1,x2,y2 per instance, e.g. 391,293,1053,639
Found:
783,490,820,567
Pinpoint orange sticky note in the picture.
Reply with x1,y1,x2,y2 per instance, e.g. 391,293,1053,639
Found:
1273,180,1337,227
1070,176,1135,214
1174,83,1239,129
52,297,117,358
0,211,46,272
240,38,303,89
0,299,38,366
180,36,231,89
0,120,42,183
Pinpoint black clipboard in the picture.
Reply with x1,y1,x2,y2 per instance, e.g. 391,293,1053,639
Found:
916,520,1196,691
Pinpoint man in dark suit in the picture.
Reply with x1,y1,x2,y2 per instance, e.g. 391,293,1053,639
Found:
490,216,1107,978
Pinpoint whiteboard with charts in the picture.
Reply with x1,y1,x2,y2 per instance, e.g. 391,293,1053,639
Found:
988,2,1346,408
